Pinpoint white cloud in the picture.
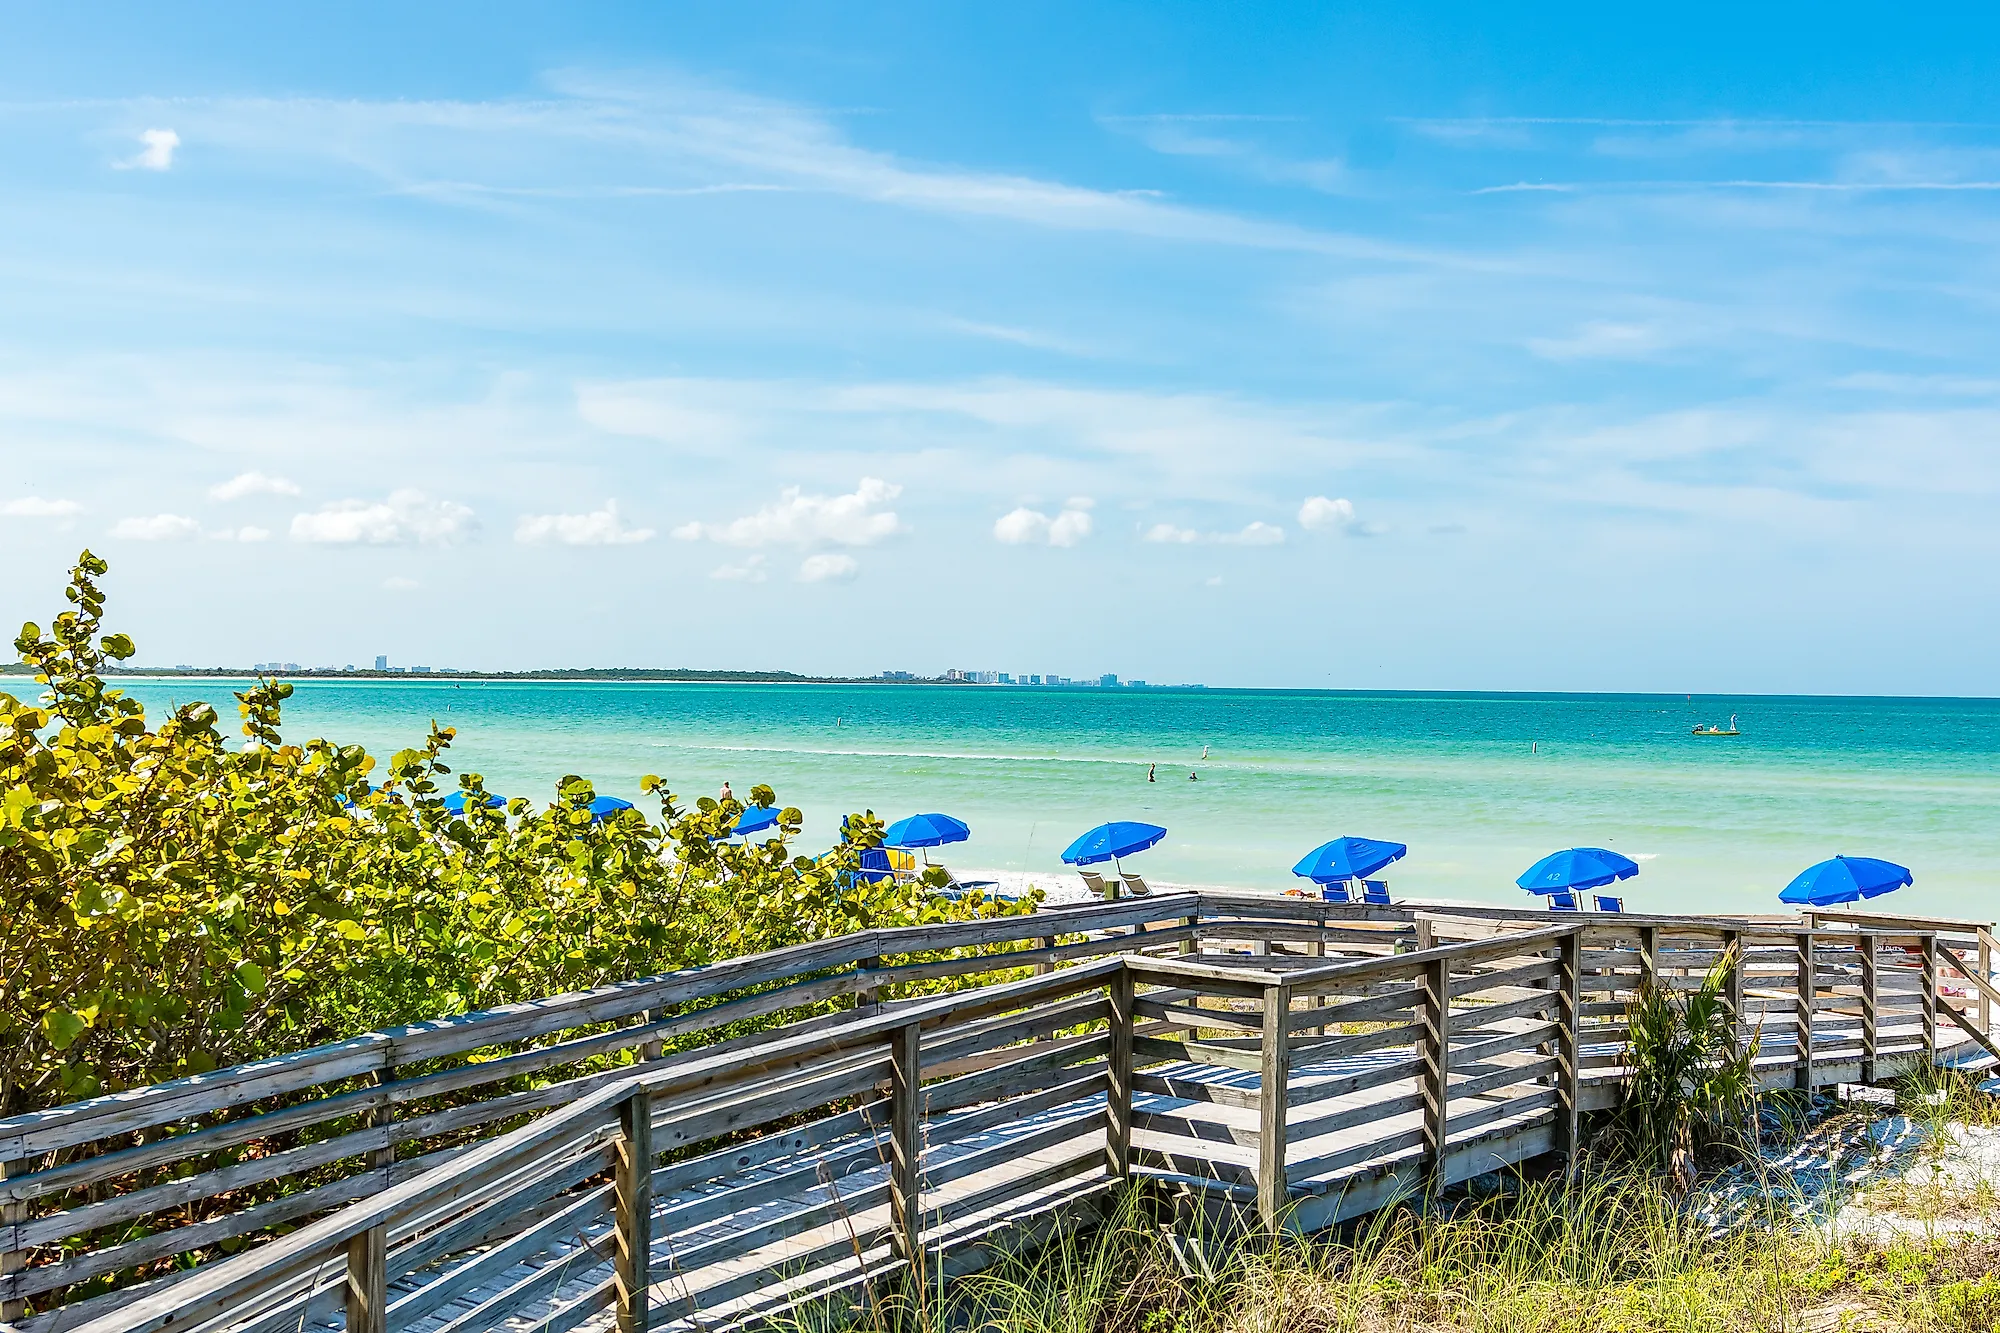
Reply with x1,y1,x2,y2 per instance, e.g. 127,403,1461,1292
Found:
383,575,420,591
1146,519,1285,545
994,500,1093,547
207,525,272,543
118,128,180,172
798,553,859,583
1299,496,1358,531
2,496,82,518
291,490,475,545
514,500,655,546
112,513,201,541
710,555,769,583
675,478,902,548
1222,521,1285,545
211,470,301,501
1205,575,1224,586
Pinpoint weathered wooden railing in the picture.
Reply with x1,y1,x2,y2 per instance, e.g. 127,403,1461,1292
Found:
4,891,1990,1333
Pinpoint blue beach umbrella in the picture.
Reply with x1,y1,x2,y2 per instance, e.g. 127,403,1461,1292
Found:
884,813,972,849
443,790,506,814
1780,855,1912,907
730,805,783,838
1517,847,1639,894
1061,821,1167,867
587,795,635,822
1293,837,1408,885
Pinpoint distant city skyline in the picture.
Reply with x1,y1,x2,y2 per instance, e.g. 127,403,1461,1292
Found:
3,5,1999,694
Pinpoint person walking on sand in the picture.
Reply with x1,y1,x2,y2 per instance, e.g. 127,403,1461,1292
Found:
1148,763,1156,782
719,780,734,802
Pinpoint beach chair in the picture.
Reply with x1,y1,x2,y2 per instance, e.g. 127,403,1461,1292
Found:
1320,880,1352,903
1119,871,1152,897
1361,880,1392,906
1594,894,1624,912
1547,890,1580,912
854,847,896,887
1079,868,1114,899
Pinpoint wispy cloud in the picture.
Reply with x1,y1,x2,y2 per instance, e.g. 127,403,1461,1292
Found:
112,513,201,540
2,496,82,518
291,490,475,545
1143,519,1285,545
993,499,1093,547
514,500,654,545
673,478,903,547
211,470,301,500
115,128,179,171
798,552,858,583
91,77,1441,263
710,555,769,582
1100,113,1348,192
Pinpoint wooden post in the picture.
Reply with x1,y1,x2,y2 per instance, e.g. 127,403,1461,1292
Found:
366,1062,398,1171
1859,932,1879,1085
1256,982,1293,1230
614,1085,654,1333
1980,929,1994,1040
860,955,883,1010
889,1022,924,1267
1414,916,1435,952
344,1219,387,1333
640,1008,667,1062
1306,913,1327,1037
350,1058,397,1327
1,1158,26,1324
1922,936,1940,1056
1794,932,1815,1090
1420,956,1451,1193
1107,968,1135,1179
1034,935,1057,977
1180,912,1198,958
1720,930,1744,1038
1638,925,1659,993
1554,931,1581,1170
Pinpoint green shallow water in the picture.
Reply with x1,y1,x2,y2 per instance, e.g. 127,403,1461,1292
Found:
105,679,2000,919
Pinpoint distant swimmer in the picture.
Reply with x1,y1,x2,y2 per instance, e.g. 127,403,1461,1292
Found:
1531,741,1537,754
1189,771,1199,781
1148,763,1156,782
1201,745,1209,759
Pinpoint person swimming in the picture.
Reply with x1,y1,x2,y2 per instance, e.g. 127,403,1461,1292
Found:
1188,770,1198,780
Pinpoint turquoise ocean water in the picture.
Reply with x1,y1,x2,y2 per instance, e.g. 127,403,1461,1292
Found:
106,679,2000,919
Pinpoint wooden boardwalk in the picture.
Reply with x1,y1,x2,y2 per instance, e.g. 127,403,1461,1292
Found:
4,894,1994,1333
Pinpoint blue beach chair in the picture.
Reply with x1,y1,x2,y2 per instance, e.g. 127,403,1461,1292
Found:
1547,889,1580,912
1320,880,1352,903
1361,880,1392,906
1594,894,1624,912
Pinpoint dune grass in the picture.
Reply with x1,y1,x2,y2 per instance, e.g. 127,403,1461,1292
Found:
886,1168,1997,1333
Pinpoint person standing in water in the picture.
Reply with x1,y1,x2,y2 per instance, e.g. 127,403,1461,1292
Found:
719,780,735,802
1147,763,1156,782
1201,744,1209,760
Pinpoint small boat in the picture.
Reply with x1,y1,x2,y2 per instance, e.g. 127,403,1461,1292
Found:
1692,713,1740,737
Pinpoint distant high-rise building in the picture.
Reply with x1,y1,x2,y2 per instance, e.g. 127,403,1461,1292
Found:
374,654,388,670
1099,673,1119,687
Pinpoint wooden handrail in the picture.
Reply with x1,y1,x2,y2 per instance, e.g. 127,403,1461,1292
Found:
20,890,1994,1333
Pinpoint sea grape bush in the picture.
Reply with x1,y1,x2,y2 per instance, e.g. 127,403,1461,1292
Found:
0,551,1028,1116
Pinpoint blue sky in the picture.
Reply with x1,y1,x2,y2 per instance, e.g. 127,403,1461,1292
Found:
3,3,1999,692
